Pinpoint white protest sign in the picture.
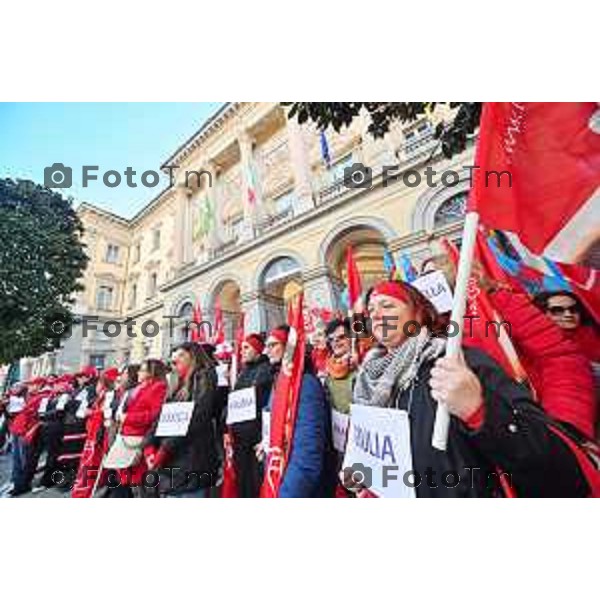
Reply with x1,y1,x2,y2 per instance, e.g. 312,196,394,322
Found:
7,395,25,414
103,391,115,420
75,400,89,419
342,404,416,498
226,387,257,425
55,393,70,411
38,396,51,415
155,401,194,437
412,270,454,314
331,408,350,453
261,409,271,452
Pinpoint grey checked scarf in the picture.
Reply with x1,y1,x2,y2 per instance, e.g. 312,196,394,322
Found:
353,329,445,408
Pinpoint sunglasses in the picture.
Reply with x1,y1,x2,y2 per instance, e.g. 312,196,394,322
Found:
547,305,580,316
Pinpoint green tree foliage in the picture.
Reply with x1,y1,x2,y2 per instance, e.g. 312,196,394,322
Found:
0,179,88,364
282,102,482,158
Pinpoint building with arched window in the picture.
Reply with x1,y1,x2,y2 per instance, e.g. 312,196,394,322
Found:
24,102,477,375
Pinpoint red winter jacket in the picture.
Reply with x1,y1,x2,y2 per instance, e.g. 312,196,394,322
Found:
488,290,596,439
9,391,46,439
121,379,167,437
564,326,600,364
115,378,167,486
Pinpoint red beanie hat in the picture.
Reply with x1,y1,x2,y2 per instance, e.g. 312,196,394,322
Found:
79,365,98,379
244,334,265,355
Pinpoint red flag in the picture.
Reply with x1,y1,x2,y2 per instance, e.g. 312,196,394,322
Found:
213,298,225,345
468,102,600,264
441,237,526,381
260,294,305,498
190,301,206,343
346,246,363,312
221,434,238,498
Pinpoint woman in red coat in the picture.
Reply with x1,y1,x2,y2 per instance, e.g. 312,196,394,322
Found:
109,359,168,497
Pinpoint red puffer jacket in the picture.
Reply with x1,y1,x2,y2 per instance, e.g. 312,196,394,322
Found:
116,378,168,486
121,379,167,437
488,289,596,439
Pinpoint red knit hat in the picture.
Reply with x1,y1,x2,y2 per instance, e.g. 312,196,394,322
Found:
244,334,265,355
78,365,98,379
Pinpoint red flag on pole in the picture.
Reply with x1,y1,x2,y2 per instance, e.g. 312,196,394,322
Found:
260,293,305,498
467,102,600,264
346,246,363,312
190,301,206,342
213,298,225,345
441,237,526,382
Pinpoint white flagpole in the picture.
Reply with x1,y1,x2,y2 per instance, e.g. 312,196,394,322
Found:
431,211,480,451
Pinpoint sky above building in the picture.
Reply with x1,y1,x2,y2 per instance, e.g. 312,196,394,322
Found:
0,102,224,219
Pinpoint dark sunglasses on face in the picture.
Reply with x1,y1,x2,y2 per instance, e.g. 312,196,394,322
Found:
547,305,580,316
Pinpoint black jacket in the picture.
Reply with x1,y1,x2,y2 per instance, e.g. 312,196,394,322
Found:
149,367,220,494
230,355,273,447
388,347,589,497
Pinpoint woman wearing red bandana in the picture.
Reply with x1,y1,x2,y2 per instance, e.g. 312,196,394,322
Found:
347,280,593,497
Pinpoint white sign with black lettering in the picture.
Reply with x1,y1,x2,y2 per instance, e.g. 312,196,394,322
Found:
56,393,70,411
331,408,350,453
226,387,257,425
155,401,194,437
38,396,51,415
342,404,416,498
75,398,89,419
103,391,115,420
412,270,454,314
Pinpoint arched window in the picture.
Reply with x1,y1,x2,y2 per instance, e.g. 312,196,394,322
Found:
433,192,467,229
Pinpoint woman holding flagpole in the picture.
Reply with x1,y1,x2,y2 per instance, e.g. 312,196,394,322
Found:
346,279,593,497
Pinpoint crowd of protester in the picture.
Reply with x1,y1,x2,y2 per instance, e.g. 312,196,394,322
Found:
2,265,600,498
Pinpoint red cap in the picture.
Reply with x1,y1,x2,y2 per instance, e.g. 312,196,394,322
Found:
102,367,119,383
78,365,98,379
244,334,265,355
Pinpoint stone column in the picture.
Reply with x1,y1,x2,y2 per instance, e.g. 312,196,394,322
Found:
286,117,315,215
206,160,223,251
173,185,191,269
238,131,258,243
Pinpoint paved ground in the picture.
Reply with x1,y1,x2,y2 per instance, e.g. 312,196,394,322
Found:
0,449,69,498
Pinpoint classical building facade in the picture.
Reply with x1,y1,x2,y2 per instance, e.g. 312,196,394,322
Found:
23,102,473,376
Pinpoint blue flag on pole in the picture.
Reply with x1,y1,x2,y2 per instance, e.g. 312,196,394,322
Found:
383,249,397,279
320,131,332,169
400,253,418,283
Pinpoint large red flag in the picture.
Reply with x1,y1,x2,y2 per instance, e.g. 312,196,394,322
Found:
260,294,305,498
468,102,600,264
441,237,526,382
346,246,363,312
